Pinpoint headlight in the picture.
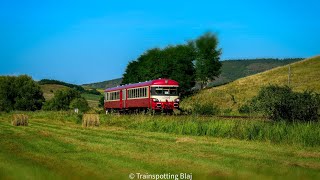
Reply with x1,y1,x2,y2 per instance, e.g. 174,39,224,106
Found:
174,98,180,102
153,98,159,102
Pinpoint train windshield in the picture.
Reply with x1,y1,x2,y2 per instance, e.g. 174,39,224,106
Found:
151,87,178,96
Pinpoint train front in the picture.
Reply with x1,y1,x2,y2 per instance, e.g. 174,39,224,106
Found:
150,79,179,112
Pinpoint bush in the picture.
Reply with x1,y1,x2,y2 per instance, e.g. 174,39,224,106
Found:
251,85,320,121
99,96,104,108
0,75,44,111
43,89,81,111
70,97,89,112
238,104,251,114
193,102,220,115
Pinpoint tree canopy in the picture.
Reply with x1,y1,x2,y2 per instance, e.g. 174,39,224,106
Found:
195,32,222,88
122,32,222,92
0,75,45,111
122,43,197,92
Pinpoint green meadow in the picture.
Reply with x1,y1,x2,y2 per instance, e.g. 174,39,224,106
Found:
0,112,319,179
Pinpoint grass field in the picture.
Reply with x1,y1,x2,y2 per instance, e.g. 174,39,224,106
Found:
0,112,319,179
181,56,320,112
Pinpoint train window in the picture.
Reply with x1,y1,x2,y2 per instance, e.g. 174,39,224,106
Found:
155,88,163,95
151,87,178,96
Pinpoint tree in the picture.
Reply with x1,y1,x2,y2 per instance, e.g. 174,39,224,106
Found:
99,96,104,108
122,43,196,93
195,32,222,89
43,88,81,110
0,75,44,111
70,97,89,112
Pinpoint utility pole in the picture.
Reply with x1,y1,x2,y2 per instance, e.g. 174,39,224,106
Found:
288,65,291,86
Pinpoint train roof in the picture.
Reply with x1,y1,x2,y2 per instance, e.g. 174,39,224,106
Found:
104,79,179,92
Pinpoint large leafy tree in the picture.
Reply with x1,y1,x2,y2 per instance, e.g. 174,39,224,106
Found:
195,32,222,89
0,75,45,111
122,43,196,92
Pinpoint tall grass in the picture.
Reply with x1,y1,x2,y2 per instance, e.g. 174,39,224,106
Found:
102,115,320,147
1,111,319,147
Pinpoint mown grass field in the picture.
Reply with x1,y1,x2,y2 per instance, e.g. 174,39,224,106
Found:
0,112,319,179
181,56,320,112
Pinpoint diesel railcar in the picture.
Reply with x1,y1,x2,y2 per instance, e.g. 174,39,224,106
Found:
104,79,179,113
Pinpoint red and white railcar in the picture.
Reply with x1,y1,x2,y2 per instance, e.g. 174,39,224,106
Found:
104,78,179,113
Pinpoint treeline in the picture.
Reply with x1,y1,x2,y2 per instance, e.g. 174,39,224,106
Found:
38,79,101,95
0,75,90,112
0,75,45,111
122,32,222,93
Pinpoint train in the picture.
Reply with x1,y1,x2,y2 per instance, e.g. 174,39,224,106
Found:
104,78,180,113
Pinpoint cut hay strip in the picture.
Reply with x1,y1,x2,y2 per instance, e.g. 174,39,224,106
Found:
12,114,29,126
82,114,100,128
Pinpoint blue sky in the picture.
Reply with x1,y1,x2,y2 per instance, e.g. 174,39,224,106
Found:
0,0,319,84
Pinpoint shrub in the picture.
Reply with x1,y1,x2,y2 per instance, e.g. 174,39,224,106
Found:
70,97,89,112
43,88,81,110
193,102,220,115
251,85,320,121
238,104,251,114
0,75,44,112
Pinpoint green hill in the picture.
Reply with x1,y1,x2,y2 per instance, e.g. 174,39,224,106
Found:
82,78,122,89
210,58,303,87
40,84,70,100
181,56,320,111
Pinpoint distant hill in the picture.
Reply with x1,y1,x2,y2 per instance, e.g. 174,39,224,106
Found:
209,58,303,87
181,56,320,111
39,79,102,108
82,78,122,89
84,59,302,90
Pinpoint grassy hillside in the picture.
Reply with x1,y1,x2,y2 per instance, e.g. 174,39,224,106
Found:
210,58,302,87
0,112,319,179
40,84,70,100
181,56,320,111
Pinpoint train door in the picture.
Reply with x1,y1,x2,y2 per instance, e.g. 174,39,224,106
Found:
122,89,126,108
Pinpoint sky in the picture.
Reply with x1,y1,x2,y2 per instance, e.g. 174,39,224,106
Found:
0,0,319,84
